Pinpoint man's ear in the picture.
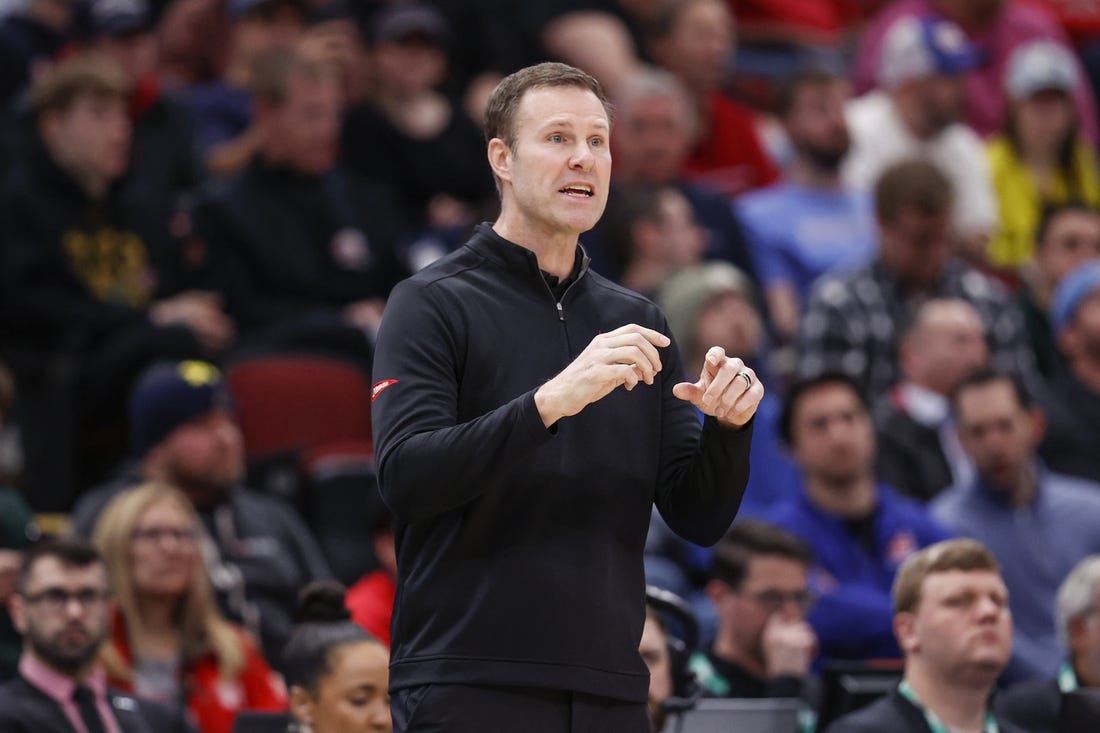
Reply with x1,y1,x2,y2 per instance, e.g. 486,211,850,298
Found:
487,137,512,185
895,611,918,654
9,591,25,636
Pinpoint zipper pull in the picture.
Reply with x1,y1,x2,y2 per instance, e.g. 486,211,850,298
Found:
556,301,565,322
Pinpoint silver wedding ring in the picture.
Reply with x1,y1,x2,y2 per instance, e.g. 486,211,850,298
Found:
739,371,752,389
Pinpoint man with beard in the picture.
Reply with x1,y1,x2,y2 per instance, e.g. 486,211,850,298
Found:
931,368,1100,681
824,538,1025,733
0,538,191,731
763,374,950,664
737,69,875,342
843,15,997,258
68,360,332,663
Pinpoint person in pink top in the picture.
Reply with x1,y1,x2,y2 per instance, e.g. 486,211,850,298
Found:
852,0,1098,142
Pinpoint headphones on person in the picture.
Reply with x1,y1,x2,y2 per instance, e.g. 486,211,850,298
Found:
645,585,705,715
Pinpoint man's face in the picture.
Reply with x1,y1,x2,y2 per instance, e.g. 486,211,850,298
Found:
1036,210,1100,287
493,85,612,239
42,93,131,185
912,74,968,134
612,93,694,184
234,1,304,60
639,614,672,720
790,382,875,488
897,569,1012,683
10,557,111,676
268,72,343,175
155,408,245,505
955,380,1038,490
694,291,762,364
1064,291,1100,365
372,37,446,95
714,555,810,662
649,189,706,267
654,0,733,94
903,301,988,395
785,80,851,171
93,32,157,83
878,208,953,290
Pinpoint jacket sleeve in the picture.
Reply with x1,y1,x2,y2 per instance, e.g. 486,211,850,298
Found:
651,334,753,547
371,279,555,524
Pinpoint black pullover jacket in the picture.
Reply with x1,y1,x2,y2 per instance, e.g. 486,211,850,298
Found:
371,223,752,703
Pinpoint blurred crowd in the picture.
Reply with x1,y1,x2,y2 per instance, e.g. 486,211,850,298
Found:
2,0,1100,731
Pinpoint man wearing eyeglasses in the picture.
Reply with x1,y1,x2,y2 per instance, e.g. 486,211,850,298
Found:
691,520,818,700
0,538,192,732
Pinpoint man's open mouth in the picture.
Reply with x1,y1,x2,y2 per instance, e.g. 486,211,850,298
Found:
559,185,594,197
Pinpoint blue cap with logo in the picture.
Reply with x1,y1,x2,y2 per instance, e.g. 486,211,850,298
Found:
878,15,984,88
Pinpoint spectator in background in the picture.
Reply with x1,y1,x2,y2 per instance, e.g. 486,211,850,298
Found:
296,0,371,105
932,368,1100,680
93,482,286,733
1,54,233,497
872,298,988,503
658,262,799,518
0,363,40,681
69,361,333,663
691,520,818,702
843,15,998,257
283,581,392,733
188,0,306,177
996,554,1100,733
342,3,495,252
823,539,1022,733
195,49,407,359
601,183,706,297
1041,259,1100,479
852,0,1098,142
639,603,676,733
82,0,205,222
346,505,395,648
766,374,950,664
987,41,1100,271
0,0,78,107
0,538,192,732
644,0,779,198
594,66,756,281
796,160,1034,400
738,69,876,342
1018,204,1100,379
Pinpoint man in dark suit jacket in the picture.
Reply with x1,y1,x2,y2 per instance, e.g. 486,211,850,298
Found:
995,554,1100,733
0,537,192,732
825,539,1026,733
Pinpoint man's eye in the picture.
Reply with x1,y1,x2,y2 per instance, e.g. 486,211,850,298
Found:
589,137,603,147
550,134,563,143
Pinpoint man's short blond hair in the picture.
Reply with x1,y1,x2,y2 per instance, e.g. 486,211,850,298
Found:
893,538,1000,615
29,54,131,118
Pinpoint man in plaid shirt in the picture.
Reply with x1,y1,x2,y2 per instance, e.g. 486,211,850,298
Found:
795,160,1036,400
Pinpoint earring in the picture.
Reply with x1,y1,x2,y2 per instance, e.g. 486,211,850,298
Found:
287,721,313,733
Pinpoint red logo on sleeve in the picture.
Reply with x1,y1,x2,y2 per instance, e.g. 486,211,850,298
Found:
371,379,399,402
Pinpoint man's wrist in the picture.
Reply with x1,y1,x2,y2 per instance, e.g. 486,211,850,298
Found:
534,383,564,428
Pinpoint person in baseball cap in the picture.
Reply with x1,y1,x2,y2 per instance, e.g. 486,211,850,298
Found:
877,15,984,90
1051,259,1100,336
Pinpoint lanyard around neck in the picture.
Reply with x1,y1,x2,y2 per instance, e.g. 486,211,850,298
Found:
898,680,999,733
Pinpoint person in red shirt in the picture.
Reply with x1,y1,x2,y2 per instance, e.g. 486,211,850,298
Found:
645,0,780,198
346,508,396,647
92,482,286,733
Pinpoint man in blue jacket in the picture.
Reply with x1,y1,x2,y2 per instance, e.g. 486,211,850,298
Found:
765,373,950,663
370,62,763,731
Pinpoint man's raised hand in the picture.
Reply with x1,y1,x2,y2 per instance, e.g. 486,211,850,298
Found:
672,346,762,429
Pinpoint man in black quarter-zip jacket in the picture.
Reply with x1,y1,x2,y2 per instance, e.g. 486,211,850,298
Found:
371,61,763,733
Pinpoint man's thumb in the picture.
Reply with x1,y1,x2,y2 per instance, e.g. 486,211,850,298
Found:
672,382,703,403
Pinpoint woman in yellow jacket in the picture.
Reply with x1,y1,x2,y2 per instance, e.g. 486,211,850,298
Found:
987,40,1100,270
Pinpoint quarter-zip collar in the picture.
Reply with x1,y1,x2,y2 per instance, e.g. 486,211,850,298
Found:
467,222,591,291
